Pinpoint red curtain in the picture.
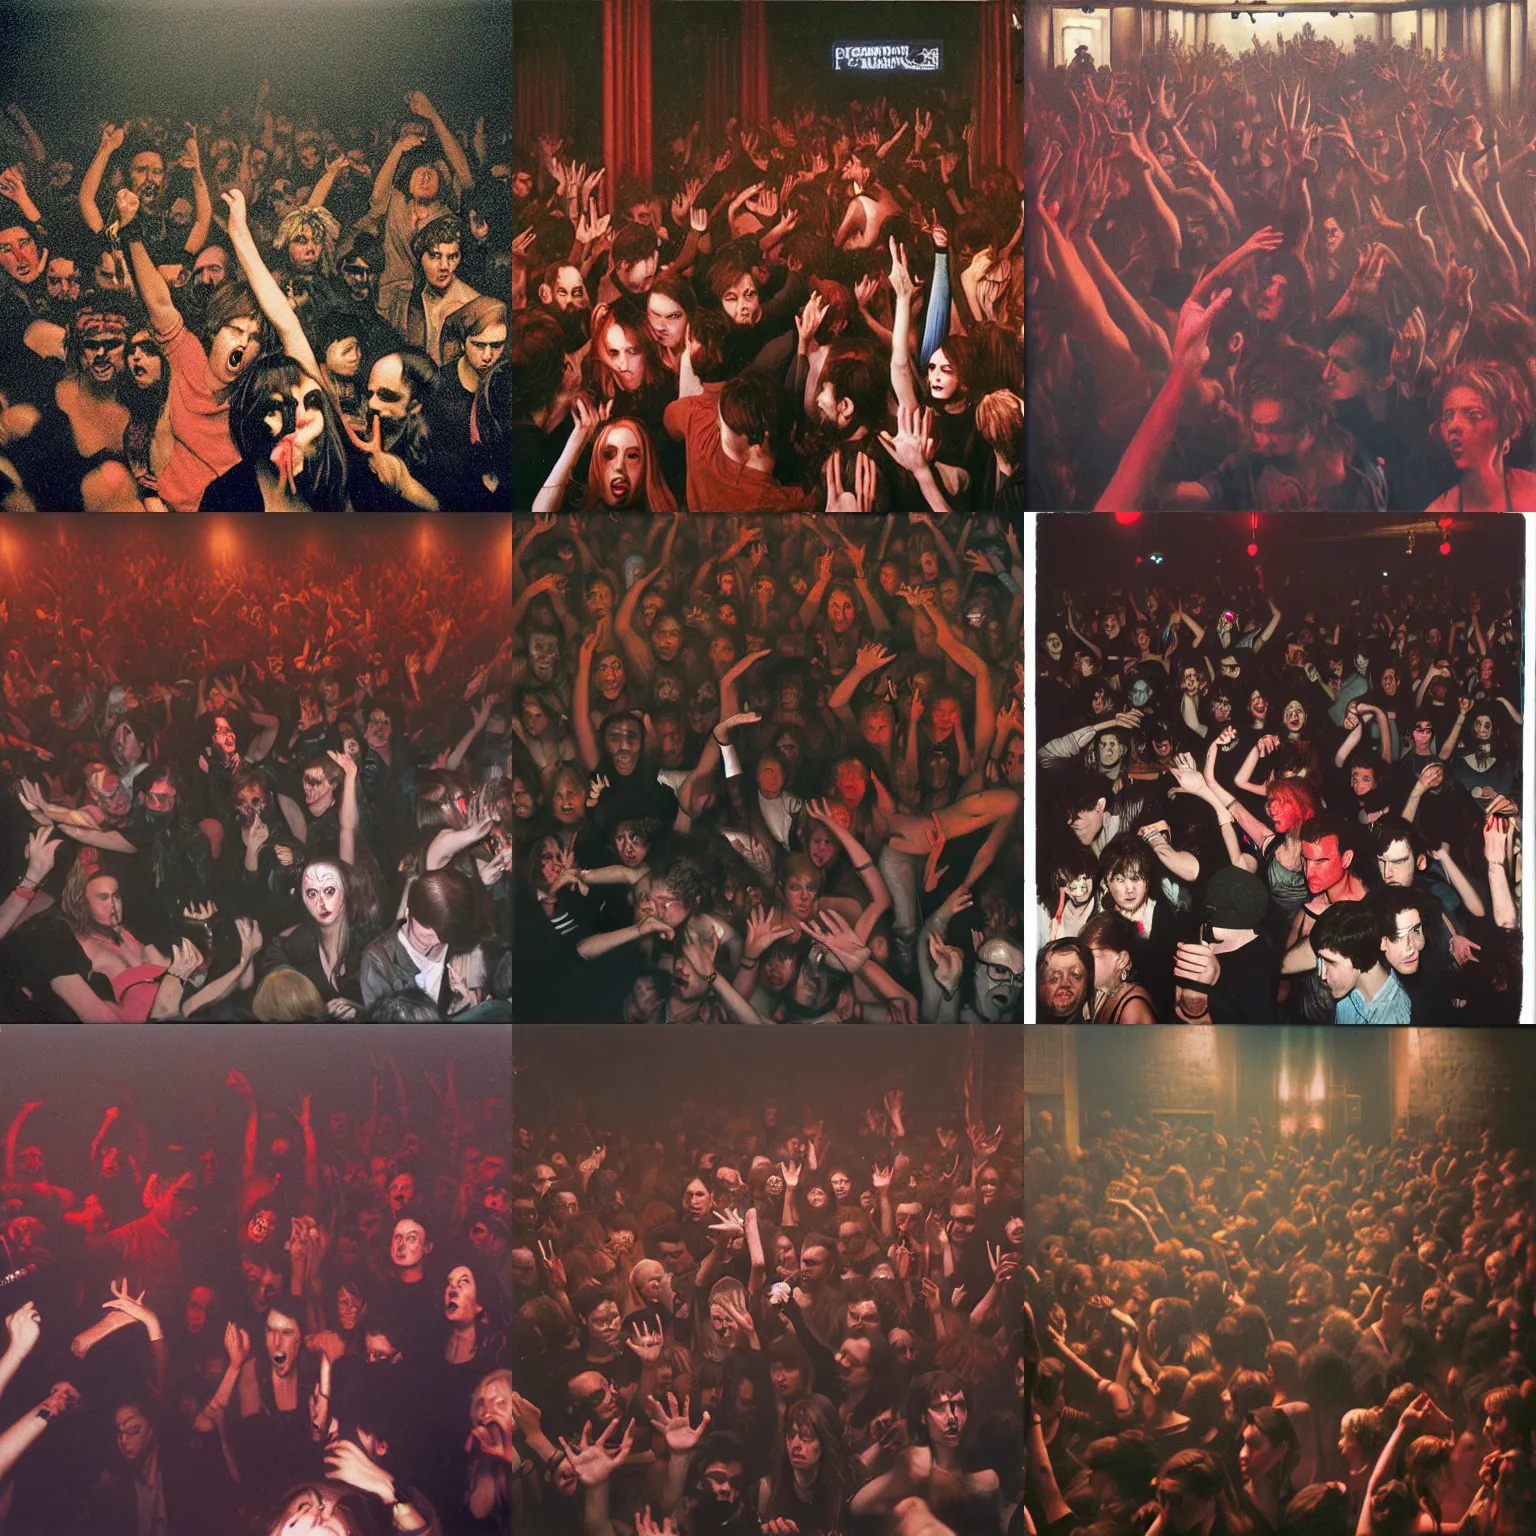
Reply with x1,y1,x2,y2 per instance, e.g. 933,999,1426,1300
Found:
739,0,769,130
604,0,654,201
978,0,1021,180
705,25,737,148
514,25,570,151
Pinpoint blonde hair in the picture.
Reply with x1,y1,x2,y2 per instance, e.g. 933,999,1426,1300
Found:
699,1276,750,1363
252,967,326,1022
470,1367,513,1422
975,389,1024,462
272,206,341,275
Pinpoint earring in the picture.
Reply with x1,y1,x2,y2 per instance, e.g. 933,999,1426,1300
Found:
1119,966,1129,983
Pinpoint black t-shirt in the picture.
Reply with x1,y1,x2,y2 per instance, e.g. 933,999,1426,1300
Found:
197,458,265,512
511,420,563,512
1208,932,1281,1022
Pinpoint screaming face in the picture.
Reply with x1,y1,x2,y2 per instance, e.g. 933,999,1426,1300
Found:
211,317,262,387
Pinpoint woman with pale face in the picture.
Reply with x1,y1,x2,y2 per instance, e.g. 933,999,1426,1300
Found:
256,857,363,1020
590,421,645,507
599,318,645,392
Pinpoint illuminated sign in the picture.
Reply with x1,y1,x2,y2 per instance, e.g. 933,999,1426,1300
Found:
832,41,944,73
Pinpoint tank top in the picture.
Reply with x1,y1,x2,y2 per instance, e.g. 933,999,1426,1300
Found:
1265,841,1310,915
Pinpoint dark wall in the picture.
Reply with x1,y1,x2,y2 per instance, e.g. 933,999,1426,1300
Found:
1038,514,1525,593
0,0,508,157
1405,1029,1536,1142
514,1025,1022,1137
0,1024,509,1187
513,0,983,153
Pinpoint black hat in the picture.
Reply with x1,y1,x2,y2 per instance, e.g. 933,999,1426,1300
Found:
1204,867,1269,931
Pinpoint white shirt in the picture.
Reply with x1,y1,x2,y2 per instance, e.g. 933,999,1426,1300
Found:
399,925,446,1003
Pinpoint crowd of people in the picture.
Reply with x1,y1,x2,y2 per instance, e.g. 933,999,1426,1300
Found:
511,1035,1024,1536
1022,1093,1536,1536
0,78,510,509
510,511,1024,1022
511,88,1024,510
0,1033,511,1533
1035,538,1524,1021
1028,32,1536,512
0,524,512,1020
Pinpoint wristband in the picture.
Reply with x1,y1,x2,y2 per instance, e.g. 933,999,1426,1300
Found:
719,742,741,779
738,955,759,968
34,1407,51,1422
852,861,873,873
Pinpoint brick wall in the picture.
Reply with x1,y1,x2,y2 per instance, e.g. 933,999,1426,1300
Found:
1403,1029,1536,1141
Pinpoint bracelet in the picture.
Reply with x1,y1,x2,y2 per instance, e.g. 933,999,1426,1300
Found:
738,955,759,968
13,884,41,900
703,972,718,986
852,861,873,873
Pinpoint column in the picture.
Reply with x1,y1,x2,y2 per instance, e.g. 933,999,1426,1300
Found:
1515,0,1526,106
1486,2,1508,110
514,15,572,152
704,25,737,148
602,0,654,198
978,0,1022,181
1026,4,1051,73
1111,7,1141,69
739,0,769,131
1390,1032,1413,1132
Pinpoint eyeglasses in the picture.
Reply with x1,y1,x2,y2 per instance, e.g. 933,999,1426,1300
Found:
981,962,1020,984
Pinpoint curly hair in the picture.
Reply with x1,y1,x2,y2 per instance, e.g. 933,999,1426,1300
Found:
272,206,341,275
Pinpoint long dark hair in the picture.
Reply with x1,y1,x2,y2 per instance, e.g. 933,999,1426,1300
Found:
229,356,349,511
768,1395,858,1532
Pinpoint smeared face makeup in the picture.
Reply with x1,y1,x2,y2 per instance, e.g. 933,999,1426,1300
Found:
302,862,345,927
602,322,644,391
210,317,262,387
927,346,960,402
127,329,163,387
597,424,645,506
266,1309,301,1376
263,374,327,469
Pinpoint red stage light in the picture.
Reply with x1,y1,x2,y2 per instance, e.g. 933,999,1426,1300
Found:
1247,542,1259,557
1437,516,1454,531
1114,511,1141,525
1439,541,1452,556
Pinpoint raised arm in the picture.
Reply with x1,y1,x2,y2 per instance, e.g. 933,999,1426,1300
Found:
370,129,421,218
222,189,322,381
888,237,920,412
407,90,473,194
120,193,182,335
1094,288,1231,511
573,631,601,772
181,134,212,255
803,799,890,939
79,122,126,234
